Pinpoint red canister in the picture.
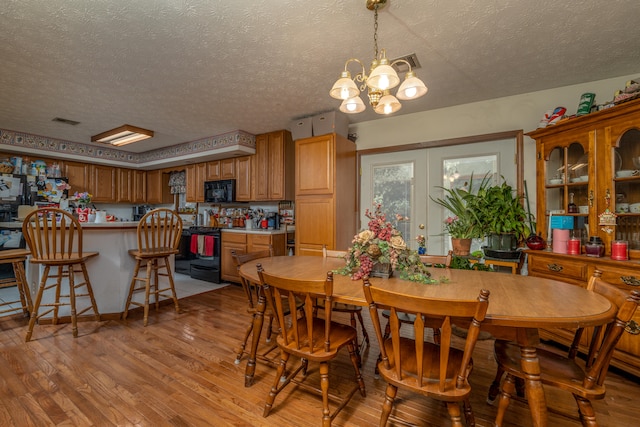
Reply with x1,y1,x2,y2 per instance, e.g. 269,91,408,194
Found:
611,240,629,260
567,238,581,255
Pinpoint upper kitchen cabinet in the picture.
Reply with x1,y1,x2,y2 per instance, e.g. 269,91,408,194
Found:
220,158,236,179
131,169,147,204
235,156,252,201
186,163,206,203
254,130,294,201
63,161,90,195
295,133,356,255
146,169,172,204
90,164,117,202
118,168,147,203
206,160,221,180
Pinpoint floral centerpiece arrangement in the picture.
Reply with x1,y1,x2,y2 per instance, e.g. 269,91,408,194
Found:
336,204,443,284
73,191,92,206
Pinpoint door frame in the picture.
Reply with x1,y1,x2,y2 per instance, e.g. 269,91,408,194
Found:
356,130,524,230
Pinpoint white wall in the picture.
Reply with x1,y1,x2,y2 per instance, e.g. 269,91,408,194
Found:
351,72,639,222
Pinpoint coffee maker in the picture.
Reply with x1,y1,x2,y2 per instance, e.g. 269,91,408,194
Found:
266,212,280,230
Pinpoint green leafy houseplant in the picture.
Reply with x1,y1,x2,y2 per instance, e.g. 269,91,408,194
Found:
474,178,532,248
430,174,491,239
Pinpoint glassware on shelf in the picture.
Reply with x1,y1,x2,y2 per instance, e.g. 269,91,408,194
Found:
568,192,578,213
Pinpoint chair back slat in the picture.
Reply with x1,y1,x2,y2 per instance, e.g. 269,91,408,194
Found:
22,208,84,260
232,248,273,309
137,208,183,252
363,277,489,393
258,264,334,355
419,250,453,268
565,270,640,388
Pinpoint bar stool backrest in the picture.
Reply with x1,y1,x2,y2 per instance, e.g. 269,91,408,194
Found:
22,208,84,260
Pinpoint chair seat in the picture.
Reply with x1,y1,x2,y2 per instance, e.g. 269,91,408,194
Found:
128,247,179,258
377,337,472,400
494,339,606,400
29,252,99,264
0,248,31,261
279,317,358,361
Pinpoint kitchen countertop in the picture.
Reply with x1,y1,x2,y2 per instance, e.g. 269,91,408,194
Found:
221,226,293,235
0,221,139,229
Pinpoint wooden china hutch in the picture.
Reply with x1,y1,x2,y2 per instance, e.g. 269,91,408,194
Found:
526,98,640,376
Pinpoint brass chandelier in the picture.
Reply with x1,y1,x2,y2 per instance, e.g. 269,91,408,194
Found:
329,0,427,115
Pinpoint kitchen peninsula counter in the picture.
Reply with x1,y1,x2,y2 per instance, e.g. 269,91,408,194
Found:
2,220,169,320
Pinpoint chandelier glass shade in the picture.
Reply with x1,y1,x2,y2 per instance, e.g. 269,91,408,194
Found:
329,0,427,115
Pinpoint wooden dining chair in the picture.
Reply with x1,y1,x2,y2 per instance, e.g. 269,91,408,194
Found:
257,265,366,427
319,246,370,359
231,248,278,369
364,277,490,426
375,251,453,376
21,208,100,341
490,270,640,427
0,248,32,318
124,208,183,326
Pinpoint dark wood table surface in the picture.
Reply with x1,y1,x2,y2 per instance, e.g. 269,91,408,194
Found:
239,256,616,427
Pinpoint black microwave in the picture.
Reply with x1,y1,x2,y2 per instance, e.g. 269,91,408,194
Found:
204,179,235,203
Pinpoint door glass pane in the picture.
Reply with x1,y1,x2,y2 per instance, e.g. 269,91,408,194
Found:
372,162,414,248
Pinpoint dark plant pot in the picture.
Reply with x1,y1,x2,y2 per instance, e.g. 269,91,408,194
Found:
487,233,517,251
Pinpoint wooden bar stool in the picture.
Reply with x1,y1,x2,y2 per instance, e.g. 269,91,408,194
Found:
0,248,32,317
124,208,183,326
22,208,101,341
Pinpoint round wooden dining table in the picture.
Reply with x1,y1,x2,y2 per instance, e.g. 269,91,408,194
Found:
239,255,616,427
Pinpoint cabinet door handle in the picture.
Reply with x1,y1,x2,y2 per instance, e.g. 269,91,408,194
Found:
621,276,640,287
547,263,563,272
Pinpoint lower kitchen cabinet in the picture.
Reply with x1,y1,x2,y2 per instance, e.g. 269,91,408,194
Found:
221,231,286,283
527,250,640,377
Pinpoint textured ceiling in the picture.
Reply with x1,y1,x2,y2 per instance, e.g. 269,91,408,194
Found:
1,0,640,153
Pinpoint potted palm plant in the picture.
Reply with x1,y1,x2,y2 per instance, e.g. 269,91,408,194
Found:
430,175,488,255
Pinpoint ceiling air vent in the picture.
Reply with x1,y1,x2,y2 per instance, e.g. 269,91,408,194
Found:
52,117,80,126
390,53,421,74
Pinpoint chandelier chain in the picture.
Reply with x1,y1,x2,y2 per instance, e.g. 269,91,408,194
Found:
373,5,379,59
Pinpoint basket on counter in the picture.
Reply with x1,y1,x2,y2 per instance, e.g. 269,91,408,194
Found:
0,162,14,173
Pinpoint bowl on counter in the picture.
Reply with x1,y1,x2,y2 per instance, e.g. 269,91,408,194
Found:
630,202,640,213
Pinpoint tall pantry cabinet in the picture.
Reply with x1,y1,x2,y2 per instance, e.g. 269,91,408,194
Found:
295,133,357,256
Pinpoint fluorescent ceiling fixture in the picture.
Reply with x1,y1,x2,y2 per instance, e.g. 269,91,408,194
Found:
91,124,154,146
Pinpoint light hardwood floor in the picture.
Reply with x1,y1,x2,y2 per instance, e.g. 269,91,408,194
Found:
1,283,639,426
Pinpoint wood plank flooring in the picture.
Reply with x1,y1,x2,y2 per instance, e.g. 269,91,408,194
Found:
1,284,639,426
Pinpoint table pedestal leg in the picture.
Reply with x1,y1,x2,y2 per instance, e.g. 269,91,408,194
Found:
520,345,547,427
244,290,265,387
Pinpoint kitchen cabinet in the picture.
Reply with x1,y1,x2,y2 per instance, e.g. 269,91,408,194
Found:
206,160,221,180
131,169,147,204
63,161,90,195
117,168,147,203
235,156,252,201
254,130,294,201
220,231,286,282
146,169,172,204
90,164,117,202
117,168,132,203
220,158,236,179
526,98,640,376
295,133,356,255
186,163,206,203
